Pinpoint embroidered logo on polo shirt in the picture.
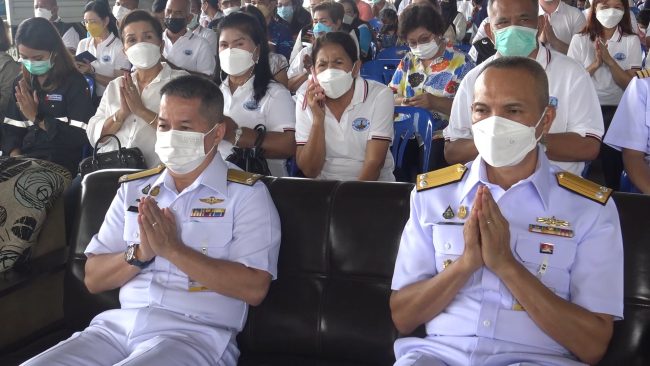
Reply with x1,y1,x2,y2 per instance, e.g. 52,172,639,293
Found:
184,49,193,56
243,99,259,111
102,55,111,62
45,94,63,102
352,118,370,132
549,96,558,107
614,52,626,61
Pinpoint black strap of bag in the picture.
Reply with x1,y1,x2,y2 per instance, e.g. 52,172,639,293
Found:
226,124,272,176
78,134,146,176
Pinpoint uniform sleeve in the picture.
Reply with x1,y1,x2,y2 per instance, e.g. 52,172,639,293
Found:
604,77,650,152
229,183,281,278
196,40,217,76
566,34,584,65
87,77,120,144
264,83,296,133
443,66,478,140
368,85,395,142
453,13,467,43
570,199,624,319
391,188,437,290
626,36,643,70
43,75,93,149
563,63,605,140
75,38,88,56
294,87,311,145
62,27,80,51
287,47,307,79
85,184,127,256
113,41,132,71
0,60,20,120
572,11,587,36
1,76,28,154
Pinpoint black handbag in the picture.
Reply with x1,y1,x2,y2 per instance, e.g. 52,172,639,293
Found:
79,134,146,176
226,124,272,176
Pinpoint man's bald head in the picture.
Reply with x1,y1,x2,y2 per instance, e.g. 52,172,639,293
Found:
167,0,191,15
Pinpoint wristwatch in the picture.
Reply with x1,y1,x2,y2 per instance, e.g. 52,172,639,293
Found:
233,127,243,146
124,244,154,269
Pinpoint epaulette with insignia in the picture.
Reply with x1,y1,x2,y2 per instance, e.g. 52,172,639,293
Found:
227,169,263,186
416,164,468,192
636,69,650,79
556,171,612,205
118,165,166,184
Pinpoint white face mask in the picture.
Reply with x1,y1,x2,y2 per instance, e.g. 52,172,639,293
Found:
155,125,217,174
219,47,255,76
188,13,199,29
34,7,53,20
411,40,440,60
112,4,130,21
471,110,545,168
223,6,241,16
317,68,354,99
343,14,354,25
125,42,162,70
596,8,625,29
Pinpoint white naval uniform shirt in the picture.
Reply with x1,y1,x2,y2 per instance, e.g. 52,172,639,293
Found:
539,1,587,52
295,77,396,182
392,149,623,365
163,30,216,76
192,25,218,56
86,63,188,168
568,29,643,105
604,76,650,162
218,77,296,177
76,34,132,96
84,155,281,332
444,44,604,175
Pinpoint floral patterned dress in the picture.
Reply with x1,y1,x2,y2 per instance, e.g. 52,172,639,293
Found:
389,44,475,125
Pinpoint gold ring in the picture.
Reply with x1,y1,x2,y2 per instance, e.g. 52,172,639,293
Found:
152,222,158,228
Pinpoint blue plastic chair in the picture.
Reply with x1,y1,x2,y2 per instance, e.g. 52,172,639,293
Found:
376,45,410,60
368,17,382,33
619,171,641,193
392,106,434,172
360,59,400,84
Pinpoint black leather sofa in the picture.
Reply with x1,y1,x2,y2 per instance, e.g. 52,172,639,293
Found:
2,169,649,365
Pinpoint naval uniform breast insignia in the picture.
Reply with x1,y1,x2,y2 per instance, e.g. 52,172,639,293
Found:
191,208,226,217
119,165,166,184
443,205,455,219
416,164,468,192
199,196,224,205
457,205,468,219
141,184,151,194
556,171,612,205
149,186,160,197
529,224,574,238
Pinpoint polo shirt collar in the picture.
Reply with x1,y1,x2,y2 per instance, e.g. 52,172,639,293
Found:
539,1,564,16
349,76,369,107
132,62,173,88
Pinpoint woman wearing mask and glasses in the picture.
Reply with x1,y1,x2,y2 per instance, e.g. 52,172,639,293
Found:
568,0,642,190
216,12,296,177
0,17,94,175
86,10,188,168
389,5,475,126
76,1,131,99
295,32,395,181
338,0,375,62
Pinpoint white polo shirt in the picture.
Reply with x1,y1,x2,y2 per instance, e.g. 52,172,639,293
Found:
539,1,586,51
76,34,131,96
568,29,642,105
444,44,604,175
604,76,650,162
287,45,311,79
218,77,296,177
86,63,189,168
163,30,216,76
192,25,218,56
270,52,289,76
295,77,396,182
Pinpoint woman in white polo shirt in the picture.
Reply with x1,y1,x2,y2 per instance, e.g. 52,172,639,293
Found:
216,12,296,177
86,10,189,168
296,32,395,181
568,0,642,189
76,1,131,98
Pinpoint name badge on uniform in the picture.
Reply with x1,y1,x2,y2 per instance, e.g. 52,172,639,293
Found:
190,208,225,217
45,94,63,102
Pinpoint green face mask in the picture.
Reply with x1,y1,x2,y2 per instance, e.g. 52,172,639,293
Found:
21,56,53,76
494,25,538,57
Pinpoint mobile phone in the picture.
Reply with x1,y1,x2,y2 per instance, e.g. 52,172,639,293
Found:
75,51,97,64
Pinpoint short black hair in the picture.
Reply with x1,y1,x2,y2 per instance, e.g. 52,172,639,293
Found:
312,31,359,64
313,2,344,24
487,0,538,16
119,9,164,41
398,5,445,39
152,0,168,13
160,75,225,126
479,56,549,111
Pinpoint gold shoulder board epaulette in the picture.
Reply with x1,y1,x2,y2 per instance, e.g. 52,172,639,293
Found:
556,171,612,205
636,69,650,79
118,165,166,184
416,164,468,192
227,169,263,186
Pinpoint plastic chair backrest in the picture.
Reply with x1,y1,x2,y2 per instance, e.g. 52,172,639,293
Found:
84,75,95,98
360,59,400,84
620,171,641,193
376,45,410,60
393,106,434,172
368,17,382,33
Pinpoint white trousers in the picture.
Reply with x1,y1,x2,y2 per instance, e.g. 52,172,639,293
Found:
21,308,239,366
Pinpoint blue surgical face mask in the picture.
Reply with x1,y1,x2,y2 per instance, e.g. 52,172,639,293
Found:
494,25,538,57
277,5,294,22
21,57,53,76
313,22,332,37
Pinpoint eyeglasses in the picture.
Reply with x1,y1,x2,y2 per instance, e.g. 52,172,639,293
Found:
407,33,436,48
82,19,102,26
